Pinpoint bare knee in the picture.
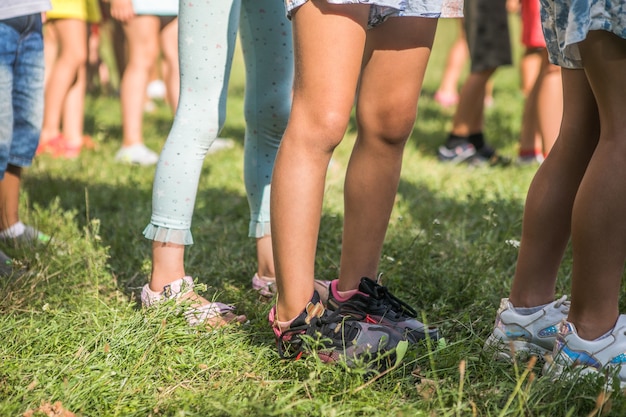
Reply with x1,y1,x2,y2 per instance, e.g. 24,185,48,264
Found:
358,109,416,148
290,108,351,153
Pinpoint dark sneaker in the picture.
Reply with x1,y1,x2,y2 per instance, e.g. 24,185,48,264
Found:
467,145,512,167
437,140,476,164
0,249,13,276
269,290,407,369
324,277,439,344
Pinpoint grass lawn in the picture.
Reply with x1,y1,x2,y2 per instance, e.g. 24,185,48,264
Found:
1,17,623,417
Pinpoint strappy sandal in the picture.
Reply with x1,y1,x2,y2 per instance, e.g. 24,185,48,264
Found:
141,276,247,328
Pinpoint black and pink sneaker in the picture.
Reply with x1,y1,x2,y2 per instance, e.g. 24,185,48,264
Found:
269,290,406,369
324,277,439,344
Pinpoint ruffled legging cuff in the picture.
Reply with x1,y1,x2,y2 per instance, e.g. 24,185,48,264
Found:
143,223,194,245
248,221,271,238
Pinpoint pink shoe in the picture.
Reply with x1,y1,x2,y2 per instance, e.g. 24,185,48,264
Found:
36,134,64,156
55,142,82,159
434,91,459,108
252,274,276,299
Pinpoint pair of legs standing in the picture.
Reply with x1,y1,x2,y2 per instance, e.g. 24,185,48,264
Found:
271,1,438,325
437,0,512,165
39,6,97,159
111,1,179,166
142,0,293,322
511,30,626,341
487,28,626,384
0,13,50,272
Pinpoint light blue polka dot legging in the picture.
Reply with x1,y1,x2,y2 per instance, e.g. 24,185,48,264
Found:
143,0,293,245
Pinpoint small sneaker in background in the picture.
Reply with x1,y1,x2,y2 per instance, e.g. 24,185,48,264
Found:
484,296,569,361
0,249,14,276
517,153,545,166
0,224,51,247
269,290,407,368
115,143,159,166
141,276,246,327
437,140,476,164
433,91,459,108
467,144,512,167
544,315,626,389
208,138,235,154
251,275,332,302
252,274,276,299
323,277,439,344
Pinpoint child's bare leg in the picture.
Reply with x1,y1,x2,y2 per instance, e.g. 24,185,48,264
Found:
568,31,626,340
338,16,436,291
271,2,369,321
510,68,599,308
41,19,87,142
0,165,21,230
150,241,186,291
119,16,159,147
450,69,494,136
256,236,275,278
535,56,562,154
158,18,179,112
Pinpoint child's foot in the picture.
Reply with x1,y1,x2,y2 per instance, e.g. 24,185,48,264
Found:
437,138,477,164
208,138,235,154
141,276,247,327
269,290,407,368
252,274,276,299
516,154,545,165
322,277,439,343
115,143,159,166
434,91,459,108
544,315,626,389
0,223,51,247
468,144,512,167
36,134,64,156
483,296,569,361
252,274,332,301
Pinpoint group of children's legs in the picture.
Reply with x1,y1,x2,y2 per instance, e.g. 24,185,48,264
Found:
2,0,624,388
132,0,626,384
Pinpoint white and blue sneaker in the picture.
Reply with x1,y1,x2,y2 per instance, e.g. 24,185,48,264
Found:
484,296,570,360
437,141,476,164
544,315,626,389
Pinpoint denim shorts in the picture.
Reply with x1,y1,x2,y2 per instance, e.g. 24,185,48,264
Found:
285,0,463,28
0,13,45,177
541,0,626,68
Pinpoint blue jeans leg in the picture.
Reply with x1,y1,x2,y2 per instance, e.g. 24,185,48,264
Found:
0,14,45,178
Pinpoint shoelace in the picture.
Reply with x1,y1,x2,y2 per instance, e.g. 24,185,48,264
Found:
358,277,418,320
277,303,361,359
553,295,570,313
